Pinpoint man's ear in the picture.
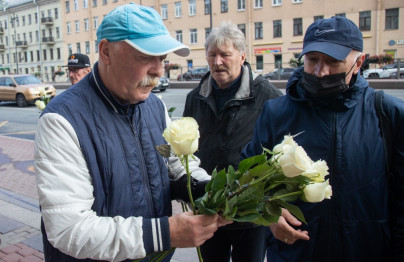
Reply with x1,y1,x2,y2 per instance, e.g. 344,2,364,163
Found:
98,39,112,65
353,53,366,74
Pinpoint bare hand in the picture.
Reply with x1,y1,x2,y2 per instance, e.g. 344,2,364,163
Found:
169,212,219,247
217,215,233,227
269,208,310,244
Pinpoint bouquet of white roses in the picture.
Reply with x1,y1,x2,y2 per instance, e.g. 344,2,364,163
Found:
35,87,51,111
195,134,332,225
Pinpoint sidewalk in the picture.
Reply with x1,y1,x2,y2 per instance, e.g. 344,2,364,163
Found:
0,136,43,262
0,135,197,262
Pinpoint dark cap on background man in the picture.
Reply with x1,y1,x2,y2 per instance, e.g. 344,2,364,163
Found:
96,3,190,57
63,53,91,68
299,16,363,61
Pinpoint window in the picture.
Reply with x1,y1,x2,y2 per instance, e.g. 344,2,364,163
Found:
176,30,183,43
66,1,70,13
273,20,282,38
76,42,81,53
83,0,88,8
272,0,281,6
68,44,72,56
335,13,346,17
221,0,228,13
103,0,107,4
48,9,52,18
85,41,90,54
238,24,246,36
30,51,33,62
92,0,97,7
28,14,32,24
55,8,58,19
205,28,211,39
238,0,245,10
292,0,302,3
385,8,399,30
161,4,168,19
359,11,371,31
66,22,71,34
29,32,32,43
75,20,80,32
190,29,197,44
43,49,47,61
255,22,263,39
57,48,61,59
50,48,53,60
56,27,60,38
74,0,79,10
35,31,39,41
175,2,182,17
254,0,263,8
22,16,25,26
94,41,98,53
84,18,89,31
189,0,196,16
293,18,303,36
204,0,210,15
93,16,99,29
256,55,263,70
314,15,324,21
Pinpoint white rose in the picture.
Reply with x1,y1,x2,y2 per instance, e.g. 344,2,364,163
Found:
303,179,332,203
278,145,313,177
38,87,46,97
35,100,46,111
273,135,298,154
162,117,199,156
302,160,329,182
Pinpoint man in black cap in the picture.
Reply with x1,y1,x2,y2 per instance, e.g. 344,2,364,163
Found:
63,53,91,85
242,16,404,262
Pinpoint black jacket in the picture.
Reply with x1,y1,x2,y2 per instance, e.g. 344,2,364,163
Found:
183,62,283,175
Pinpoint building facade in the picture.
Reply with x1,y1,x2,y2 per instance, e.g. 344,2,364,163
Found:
0,0,64,82
0,0,402,81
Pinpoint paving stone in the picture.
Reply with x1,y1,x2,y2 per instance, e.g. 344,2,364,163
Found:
0,215,24,234
2,252,22,262
21,235,43,253
0,245,20,255
19,255,43,262
16,244,36,256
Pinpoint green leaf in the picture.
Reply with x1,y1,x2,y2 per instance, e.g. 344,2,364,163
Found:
226,165,236,187
277,200,307,224
239,172,253,186
211,169,227,191
238,154,266,174
265,201,282,217
195,197,217,215
238,186,261,204
232,213,261,222
223,197,238,218
212,188,225,205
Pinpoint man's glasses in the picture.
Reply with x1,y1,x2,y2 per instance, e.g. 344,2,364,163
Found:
65,68,82,74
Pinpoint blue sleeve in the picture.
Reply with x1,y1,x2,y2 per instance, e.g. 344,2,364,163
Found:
142,217,171,254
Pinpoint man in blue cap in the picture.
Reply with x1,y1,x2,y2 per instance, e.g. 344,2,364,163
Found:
242,16,404,261
35,3,230,261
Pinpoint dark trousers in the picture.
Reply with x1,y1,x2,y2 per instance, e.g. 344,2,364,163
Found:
200,225,267,262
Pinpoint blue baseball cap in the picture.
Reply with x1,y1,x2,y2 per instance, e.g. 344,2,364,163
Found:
299,16,363,61
97,3,190,57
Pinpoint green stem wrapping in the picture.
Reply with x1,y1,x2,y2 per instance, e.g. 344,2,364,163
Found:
184,155,203,262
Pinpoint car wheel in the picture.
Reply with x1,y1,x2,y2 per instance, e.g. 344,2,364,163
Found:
368,73,379,79
160,88,166,92
16,94,28,107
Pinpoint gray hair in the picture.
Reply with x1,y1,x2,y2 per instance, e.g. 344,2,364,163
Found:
205,21,246,54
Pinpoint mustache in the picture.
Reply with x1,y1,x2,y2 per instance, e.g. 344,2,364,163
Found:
139,75,160,87
212,66,227,71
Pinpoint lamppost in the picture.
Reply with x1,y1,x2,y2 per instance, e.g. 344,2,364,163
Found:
11,13,18,73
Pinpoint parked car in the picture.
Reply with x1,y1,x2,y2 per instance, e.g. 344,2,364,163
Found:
390,71,404,79
363,62,404,79
177,67,209,81
263,68,295,80
0,74,56,107
152,76,169,92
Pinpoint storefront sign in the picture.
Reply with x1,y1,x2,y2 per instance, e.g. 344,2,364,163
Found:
389,39,404,46
255,47,282,54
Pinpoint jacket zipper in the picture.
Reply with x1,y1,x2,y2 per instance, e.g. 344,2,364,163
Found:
126,110,154,218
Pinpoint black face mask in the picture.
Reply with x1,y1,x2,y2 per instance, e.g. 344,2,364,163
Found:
302,59,358,98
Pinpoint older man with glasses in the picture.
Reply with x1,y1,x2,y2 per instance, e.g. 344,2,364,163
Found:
62,53,92,85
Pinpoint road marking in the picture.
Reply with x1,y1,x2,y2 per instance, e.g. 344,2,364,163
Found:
0,121,8,127
0,131,36,135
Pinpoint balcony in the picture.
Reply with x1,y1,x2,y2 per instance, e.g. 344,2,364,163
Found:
16,41,28,48
41,17,54,25
0,44,4,51
42,36,55,45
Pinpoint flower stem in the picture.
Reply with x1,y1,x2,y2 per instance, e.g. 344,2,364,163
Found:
184,155,203,262
270,191,303,201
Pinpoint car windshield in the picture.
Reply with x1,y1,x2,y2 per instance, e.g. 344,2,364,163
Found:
14,75,41,85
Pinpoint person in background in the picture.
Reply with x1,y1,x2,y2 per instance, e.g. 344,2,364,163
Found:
242,16,404,262
35,4,230,261
62,53,92,85
183,21,283,262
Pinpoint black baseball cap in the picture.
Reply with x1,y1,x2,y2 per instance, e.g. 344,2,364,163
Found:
299,16,363,61
63,53,91,68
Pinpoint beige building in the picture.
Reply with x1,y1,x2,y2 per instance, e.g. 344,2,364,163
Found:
0,0,403,81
